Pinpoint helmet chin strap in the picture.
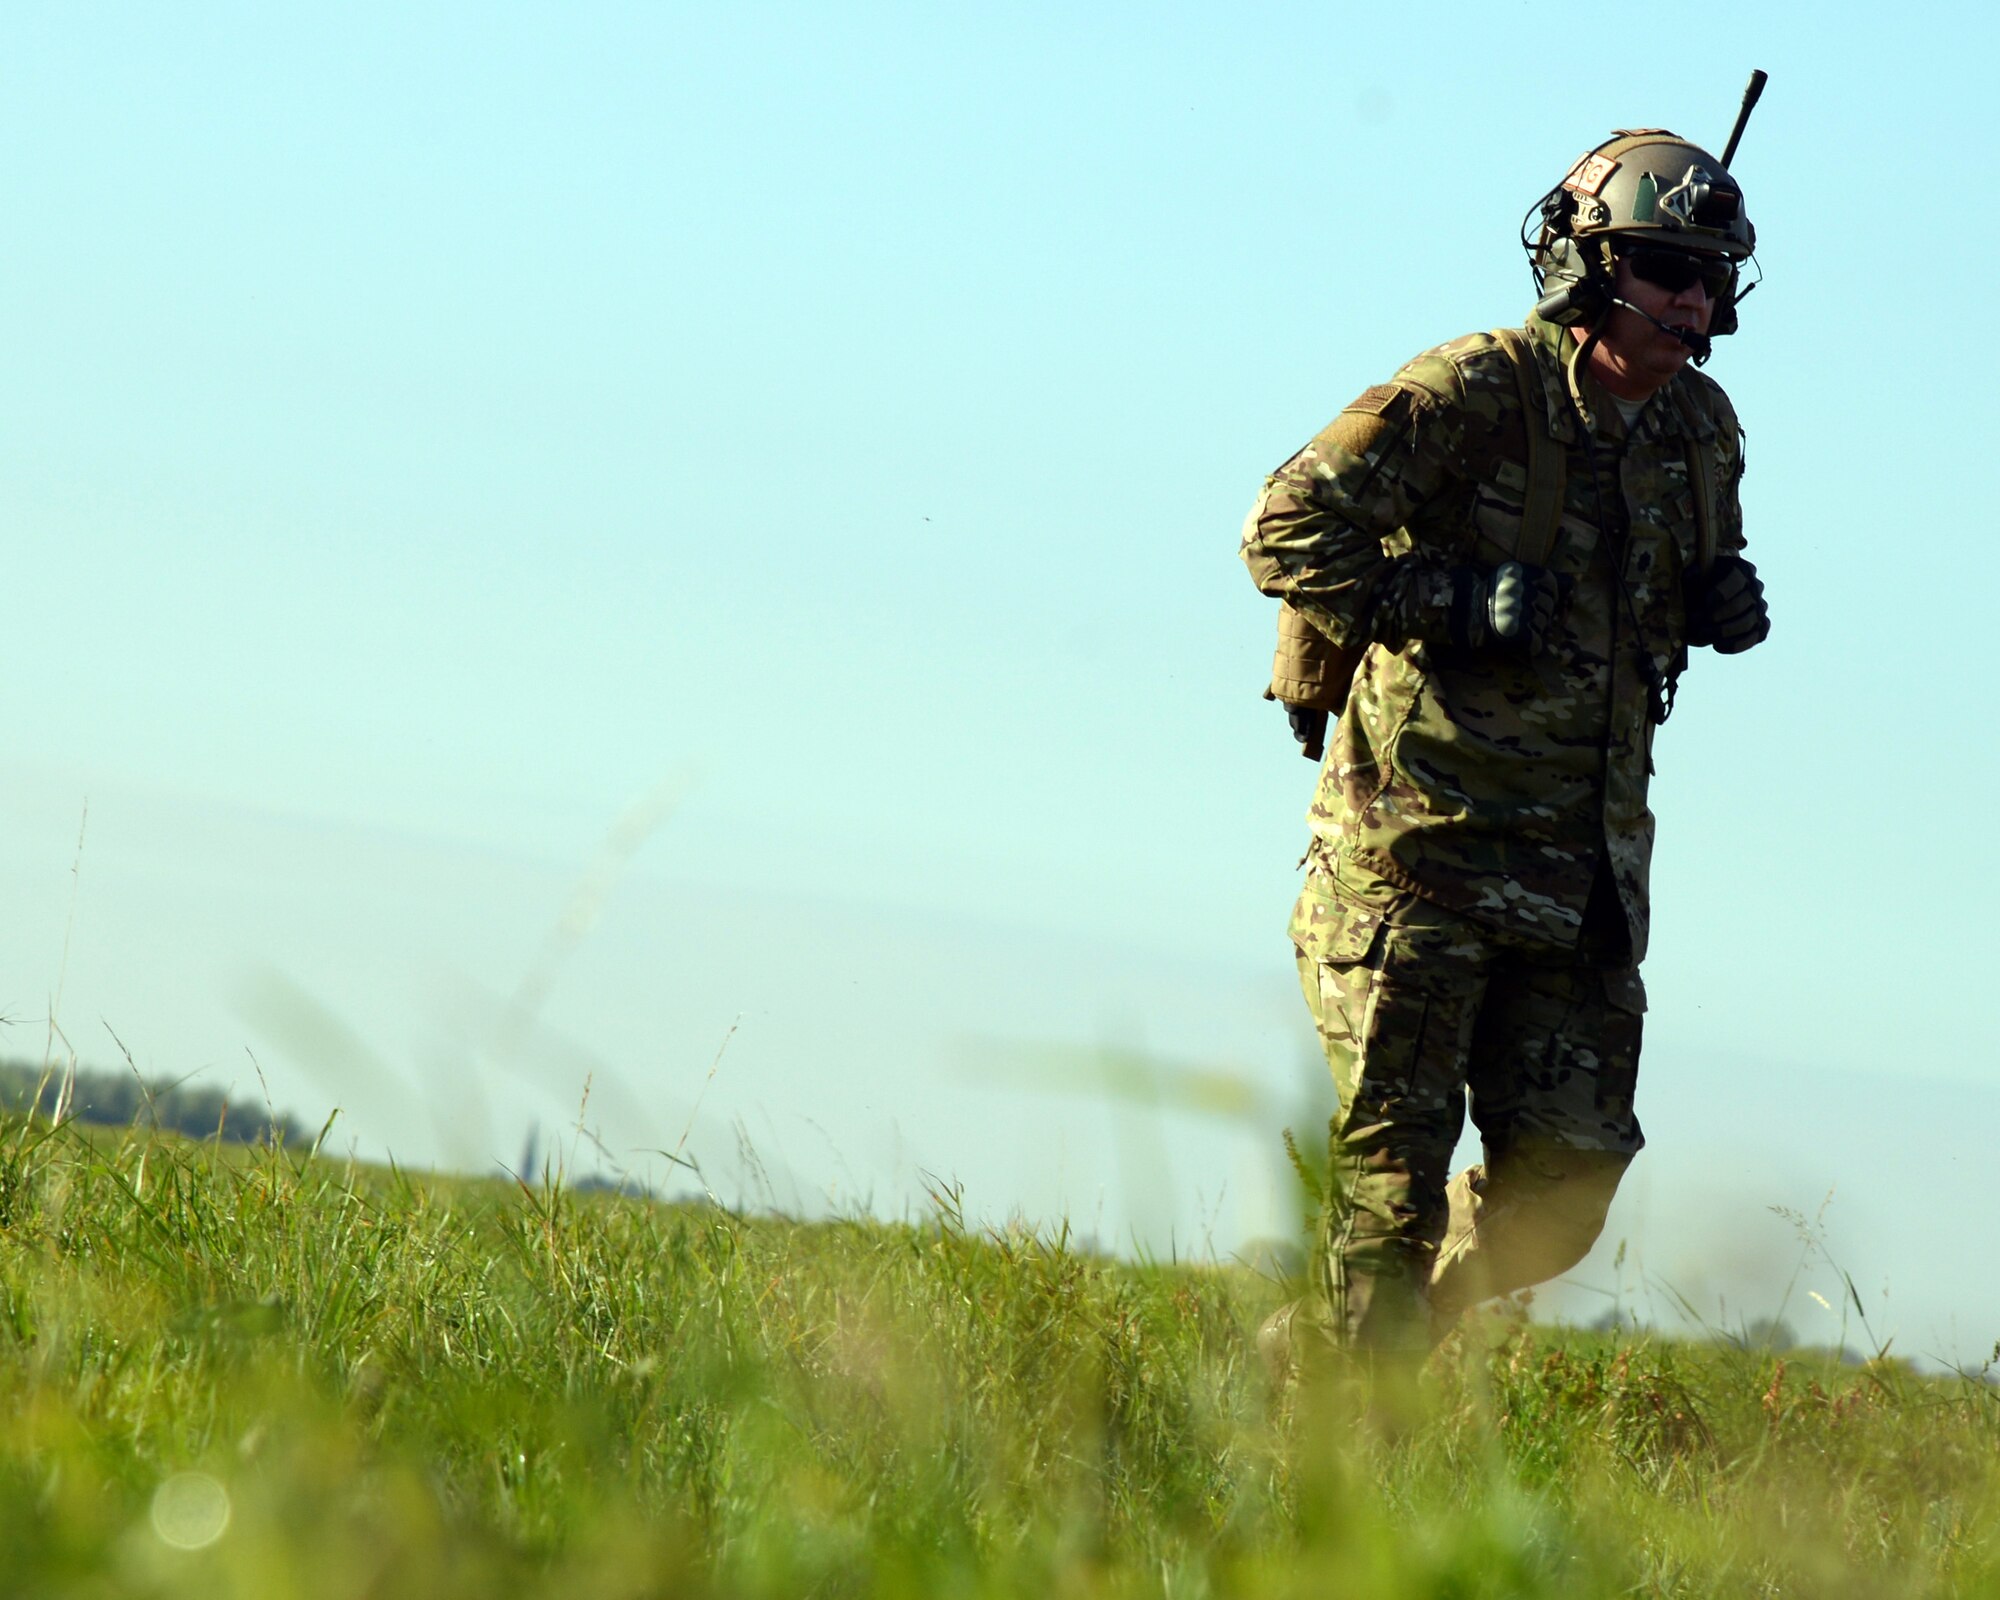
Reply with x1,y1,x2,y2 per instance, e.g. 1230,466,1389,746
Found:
1609,296,1713,364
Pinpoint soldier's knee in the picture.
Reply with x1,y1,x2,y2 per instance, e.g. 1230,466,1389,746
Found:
1501,1145,1630,1265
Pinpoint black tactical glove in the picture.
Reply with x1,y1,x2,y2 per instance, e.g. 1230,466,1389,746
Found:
1686,553,1770,654
1282,703,1327,761
1447,561,1569,654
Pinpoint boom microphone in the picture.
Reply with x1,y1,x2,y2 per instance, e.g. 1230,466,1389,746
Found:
1611,297,1713,363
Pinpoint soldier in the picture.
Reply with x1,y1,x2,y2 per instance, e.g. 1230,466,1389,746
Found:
1241,128,1771,1367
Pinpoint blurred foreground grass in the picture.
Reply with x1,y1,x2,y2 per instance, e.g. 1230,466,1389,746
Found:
1,1115,1996,1598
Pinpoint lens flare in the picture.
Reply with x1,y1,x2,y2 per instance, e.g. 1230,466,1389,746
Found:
149,1471,231,1551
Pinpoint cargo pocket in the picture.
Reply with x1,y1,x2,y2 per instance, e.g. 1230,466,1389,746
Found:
1291,888,1436,1112
1288,884,1383,967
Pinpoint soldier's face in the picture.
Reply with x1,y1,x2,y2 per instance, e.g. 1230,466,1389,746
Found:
1590,249,1720,397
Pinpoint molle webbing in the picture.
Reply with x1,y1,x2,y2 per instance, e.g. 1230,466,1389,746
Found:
1492,327,1565,568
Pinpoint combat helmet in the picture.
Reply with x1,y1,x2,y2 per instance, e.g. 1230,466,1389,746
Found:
1527,129,1758,342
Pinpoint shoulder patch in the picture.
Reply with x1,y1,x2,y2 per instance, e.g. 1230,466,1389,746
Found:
1343,384,1403,418
1323,407,1401,461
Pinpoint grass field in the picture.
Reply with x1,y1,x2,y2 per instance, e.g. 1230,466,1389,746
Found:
2,1111,1997,1598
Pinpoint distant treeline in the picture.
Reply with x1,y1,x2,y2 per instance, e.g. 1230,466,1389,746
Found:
0,1057,311,1148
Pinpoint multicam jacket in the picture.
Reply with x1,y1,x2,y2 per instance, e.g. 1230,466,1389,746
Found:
1240,313,1745,962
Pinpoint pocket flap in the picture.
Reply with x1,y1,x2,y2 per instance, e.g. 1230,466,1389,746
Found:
1288,887,1382,965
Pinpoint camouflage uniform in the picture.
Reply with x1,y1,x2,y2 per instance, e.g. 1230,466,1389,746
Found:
1242,311,1745,1354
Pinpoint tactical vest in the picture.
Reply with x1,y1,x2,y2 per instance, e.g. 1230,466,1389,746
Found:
1265,326,1722,713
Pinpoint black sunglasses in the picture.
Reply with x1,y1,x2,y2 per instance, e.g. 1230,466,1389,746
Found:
1621,246,1735,299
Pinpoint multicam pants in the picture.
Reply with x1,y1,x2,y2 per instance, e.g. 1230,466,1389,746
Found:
1291,859,1646,1354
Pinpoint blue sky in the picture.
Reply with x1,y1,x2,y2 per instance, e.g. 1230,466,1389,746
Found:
4,3,1994,1357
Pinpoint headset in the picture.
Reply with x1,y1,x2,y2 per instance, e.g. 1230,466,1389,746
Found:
1520,74,1766,364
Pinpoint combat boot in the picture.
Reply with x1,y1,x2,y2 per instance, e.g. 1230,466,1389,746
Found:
1257,1295,1350,1391
1257,1298,1300,1388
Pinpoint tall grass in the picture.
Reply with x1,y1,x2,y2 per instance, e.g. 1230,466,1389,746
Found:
1,1112,1997,1597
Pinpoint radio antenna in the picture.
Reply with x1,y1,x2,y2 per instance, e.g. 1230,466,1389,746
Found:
1720,70,1768,169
